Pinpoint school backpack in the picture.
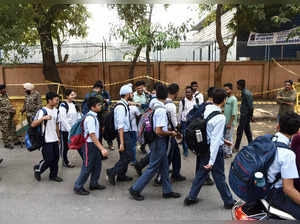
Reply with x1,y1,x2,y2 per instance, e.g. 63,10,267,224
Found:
229,134,290,202
185,110,221,156
25,108,48,152
102,102,128,142
68,114,97,150
81,92,97,115
186,102,212,126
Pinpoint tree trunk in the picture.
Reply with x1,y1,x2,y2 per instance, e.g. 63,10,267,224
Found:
215,48,228,88
57,35,63,63
146,44,151,75
145,4,153,85
129,45,143,79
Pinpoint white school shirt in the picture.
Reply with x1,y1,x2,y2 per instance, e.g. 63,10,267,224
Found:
204,104,225,166
59,102,81,132
35,107,59,143
114,99,131,132
129,105,141,132
149,97,159,110
194,91,204,105
84,111,99,143
153,100,168,133
267,132,299,189
178,97,196,123
165,98,177,128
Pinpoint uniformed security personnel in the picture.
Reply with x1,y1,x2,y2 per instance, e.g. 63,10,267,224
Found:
0,84,21,149
21,83,42,124
106,84,135,185
129,84,181,201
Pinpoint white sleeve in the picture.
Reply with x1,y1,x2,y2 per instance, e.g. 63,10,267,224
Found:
198,93,204,105
35,109,43,120
59,106,71,132
209,116,225,166
177,101,183,124
85,116,97,135
169,104,178,128
155,109,168,128
281,153,299,179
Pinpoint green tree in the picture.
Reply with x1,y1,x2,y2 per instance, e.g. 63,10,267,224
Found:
110,4,189,79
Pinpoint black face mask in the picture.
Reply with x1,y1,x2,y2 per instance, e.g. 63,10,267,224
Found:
25,90,31,95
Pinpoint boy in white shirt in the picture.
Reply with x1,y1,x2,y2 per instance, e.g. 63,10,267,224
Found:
32,92,62,182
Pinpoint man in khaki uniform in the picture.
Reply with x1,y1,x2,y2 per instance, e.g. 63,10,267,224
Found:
0,84,20,149
277,80,297,119
21,83,42,124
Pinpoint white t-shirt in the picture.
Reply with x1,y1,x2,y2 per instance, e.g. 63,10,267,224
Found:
267,132,299,189
165,98,177,128
35,107,59,143
59,102,81,132
178,97,196,122
153,101,168,133
129,105,141,132
194,91,204,105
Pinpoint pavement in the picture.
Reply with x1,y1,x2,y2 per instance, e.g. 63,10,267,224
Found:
0,116,277,223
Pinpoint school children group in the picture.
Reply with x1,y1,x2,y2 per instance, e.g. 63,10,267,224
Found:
8,78,300,219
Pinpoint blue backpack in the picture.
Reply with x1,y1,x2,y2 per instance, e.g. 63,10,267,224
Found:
229,134,290,202
25,108,48,152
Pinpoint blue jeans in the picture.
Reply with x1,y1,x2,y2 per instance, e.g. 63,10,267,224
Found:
170,137,181,177
74,142,102,189
108,132,135,178
131,132,137,163
180,121,189,156
132,137,172,194
188,148,234,205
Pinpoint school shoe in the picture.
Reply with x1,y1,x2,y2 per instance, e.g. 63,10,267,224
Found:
184,197,199,206
171,175,186,182
204,176,214,185
224,200,237,210
106,169,116,186
74,187,90,196
134,163,143,176
4,144,14,150
89,184,106,191
117,176,133,182
129,187,144,201
163,192,181,199
14,141,22,146
49,176,63,182
33,165,41,181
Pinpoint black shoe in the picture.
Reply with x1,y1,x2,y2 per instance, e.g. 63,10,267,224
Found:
134,164,143,176
129,187,144,201
4,144,14,150
33,167,41,182
49,176,63,182
117,176,133,182
89,184,106,191
14,141,22,146
0,158,3,164
163,192,181,199
184,197,199,206
224,200,237,210
74,187,90,196
106,169,116,186
204,176,214,186
153,178,162,187
171,175,186,182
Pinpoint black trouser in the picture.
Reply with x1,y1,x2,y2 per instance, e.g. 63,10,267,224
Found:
37,142,60,178
267,188,300,220
107,132,135,178
60,131,70,166
234,114,253,150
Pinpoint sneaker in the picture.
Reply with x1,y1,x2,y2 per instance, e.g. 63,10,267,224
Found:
106,169,116,186
129,187,144,201
49,176,63,182
117,176,133,182
33,166,41,182
184,197,199,206
162,192,181,199
89,184,106,191
171,175,186,182
74,187,90,196
204,176,214,186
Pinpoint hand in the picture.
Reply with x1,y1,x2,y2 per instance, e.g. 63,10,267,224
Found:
57,138,60,144
204,164,212,170
226,124,232,129
43,115,52,121
170,131,177,137
119,144,125,152
224,139,233,146
101,149,108,157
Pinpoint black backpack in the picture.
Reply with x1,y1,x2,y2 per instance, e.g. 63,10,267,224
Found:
185,111,221,156
103,102,128,142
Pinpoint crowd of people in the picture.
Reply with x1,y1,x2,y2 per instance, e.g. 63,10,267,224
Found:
0,78,300,219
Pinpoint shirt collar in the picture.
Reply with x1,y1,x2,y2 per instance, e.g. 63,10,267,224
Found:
154,100,165,107
208,104,222,112
120,98,128,105
88,111,97,116
274,132,290,145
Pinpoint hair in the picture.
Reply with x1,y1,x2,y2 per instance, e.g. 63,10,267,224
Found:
153,82,160,91
191,81,198,86
185,86,193,91
93,80,103,89
87,96,102,110
279,112,300,135
213,88,227,104
207,87,216,98
156,84,168,100
285,80,293,85
46,92,59,103
224,83,233,90
64,89,74,98
135,80,145,87
237,80,246,89
168,83,179,95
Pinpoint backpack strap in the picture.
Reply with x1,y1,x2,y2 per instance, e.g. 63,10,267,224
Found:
114,102,132,130
181,99,185,111
60,101,69,114
205,111,222,123
81,113,98,142
40,108,48,138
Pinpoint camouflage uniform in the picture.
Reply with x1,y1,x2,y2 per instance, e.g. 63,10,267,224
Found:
276,89,297,118
22,90,42,124
0,93,19,146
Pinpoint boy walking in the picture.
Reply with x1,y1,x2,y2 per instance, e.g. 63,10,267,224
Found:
74,96,108,195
